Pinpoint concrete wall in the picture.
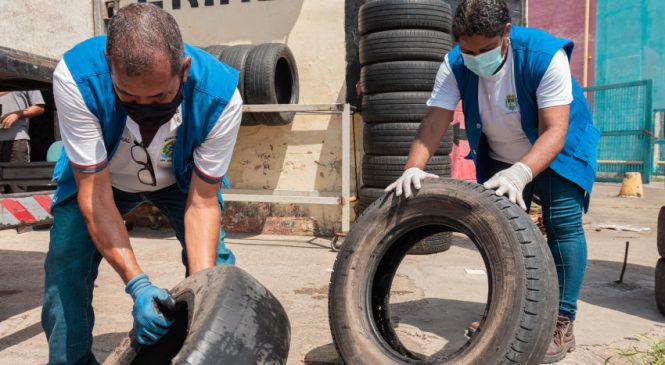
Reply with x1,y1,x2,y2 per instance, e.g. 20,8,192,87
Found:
528,0,596,87
595,0,665,109
121,0,352,234
0,1,95,59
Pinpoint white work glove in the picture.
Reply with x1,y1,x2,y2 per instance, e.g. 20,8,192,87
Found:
483,162,533,211
385,167,439,199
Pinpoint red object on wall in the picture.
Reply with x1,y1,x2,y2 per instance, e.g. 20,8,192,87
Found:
527,0,596,87
450,103,477,181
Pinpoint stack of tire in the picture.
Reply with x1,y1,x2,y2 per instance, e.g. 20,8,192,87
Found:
203,43,299,126
657,207,665,315
357,0,454,255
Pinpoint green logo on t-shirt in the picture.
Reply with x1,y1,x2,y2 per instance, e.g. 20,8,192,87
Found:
505,95,519,112
161,139,176,160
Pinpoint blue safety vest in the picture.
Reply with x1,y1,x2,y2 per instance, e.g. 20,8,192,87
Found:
51,36,238,207
448,25,599,210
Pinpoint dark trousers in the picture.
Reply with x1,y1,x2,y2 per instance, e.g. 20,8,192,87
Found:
0,139,30,193
487,159,588,320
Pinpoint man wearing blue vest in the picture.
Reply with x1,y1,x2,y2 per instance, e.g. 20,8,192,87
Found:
386,0,599,362
42,4,241,364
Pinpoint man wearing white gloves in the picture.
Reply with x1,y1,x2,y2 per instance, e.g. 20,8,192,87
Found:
385,0,599,363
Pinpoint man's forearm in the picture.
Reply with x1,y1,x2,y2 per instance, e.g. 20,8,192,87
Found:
75,169,142,284
17,105,45,119
520,106,569,177
79,194,142,283
520,129,565,177
184,202,219,274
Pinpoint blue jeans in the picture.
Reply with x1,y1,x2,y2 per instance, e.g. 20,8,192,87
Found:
41,184,234,365
487,159,588,321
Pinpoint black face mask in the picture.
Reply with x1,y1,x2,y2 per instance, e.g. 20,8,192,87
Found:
118,83,184,129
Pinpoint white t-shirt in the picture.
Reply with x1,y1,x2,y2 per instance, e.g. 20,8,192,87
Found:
53,60,242,192
427,48,573,164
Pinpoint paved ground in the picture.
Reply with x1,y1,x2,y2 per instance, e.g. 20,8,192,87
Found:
0,182,664,364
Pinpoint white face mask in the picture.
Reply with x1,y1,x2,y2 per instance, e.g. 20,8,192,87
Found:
461,42,505,78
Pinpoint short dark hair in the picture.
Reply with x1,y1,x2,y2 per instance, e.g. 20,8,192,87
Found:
452,0,511,41
106,3,184,77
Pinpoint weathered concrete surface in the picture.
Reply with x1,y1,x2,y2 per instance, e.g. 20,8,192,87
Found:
0,1,94,59
0,182,664,364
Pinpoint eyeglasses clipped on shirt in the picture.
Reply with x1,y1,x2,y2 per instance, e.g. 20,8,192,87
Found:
130,141,157,186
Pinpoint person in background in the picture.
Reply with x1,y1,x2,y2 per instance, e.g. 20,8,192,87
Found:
385,0,599,362
0,90,45,193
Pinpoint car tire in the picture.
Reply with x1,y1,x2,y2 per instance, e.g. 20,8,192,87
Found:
359,30,452,65
357,187,452,255
103,266,291,365
363,123,453,156
358,0,452,35
245,43,299,126
361,92,431,123
658,207,665,258
203,45,228,60
656,258,665,316
360,61,441,94
362,155,451,188
329,179,558,364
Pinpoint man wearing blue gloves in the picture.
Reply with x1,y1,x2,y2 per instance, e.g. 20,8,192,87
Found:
41,3,242,364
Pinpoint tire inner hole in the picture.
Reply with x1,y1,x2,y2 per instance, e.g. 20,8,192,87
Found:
372,224,490,362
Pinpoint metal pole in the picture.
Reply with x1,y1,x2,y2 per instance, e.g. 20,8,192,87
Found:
583,0,591,88
342,103,351,233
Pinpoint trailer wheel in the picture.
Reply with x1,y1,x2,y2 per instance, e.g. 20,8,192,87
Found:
329,179,558,364
103,266,291,365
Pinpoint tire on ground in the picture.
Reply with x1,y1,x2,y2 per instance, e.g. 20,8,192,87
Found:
362,92,431,123
359,30,452,65
657,258,665,315
658,207,665,257
362,155,450,188
358,0,452,35
360,61,441,94
364,123,453,155
245,43,300,126
357,187,452,255
218,45,258,126
329,179,558,364
103,266,291,365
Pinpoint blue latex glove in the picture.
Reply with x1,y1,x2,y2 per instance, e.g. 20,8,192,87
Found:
125,273,174,345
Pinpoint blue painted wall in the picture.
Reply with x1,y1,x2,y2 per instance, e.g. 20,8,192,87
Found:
595,0,665,109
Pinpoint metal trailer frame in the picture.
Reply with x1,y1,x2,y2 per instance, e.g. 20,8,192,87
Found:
1,103,356,237
234,103,355,243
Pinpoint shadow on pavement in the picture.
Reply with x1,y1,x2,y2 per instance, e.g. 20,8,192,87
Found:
94,332,127,363
304,298,486,364
580,259,665,322
0,250,46,351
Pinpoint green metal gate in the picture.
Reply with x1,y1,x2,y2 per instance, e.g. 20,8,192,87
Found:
583,80,653,183
652,109,665,180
